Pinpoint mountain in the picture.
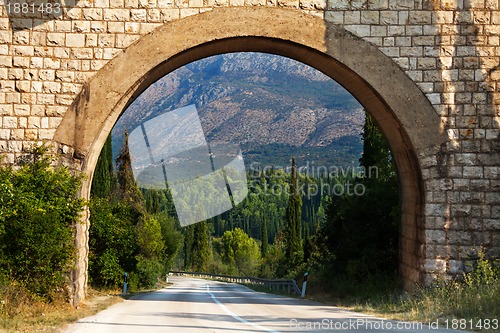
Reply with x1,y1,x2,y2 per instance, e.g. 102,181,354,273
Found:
112,52,364,170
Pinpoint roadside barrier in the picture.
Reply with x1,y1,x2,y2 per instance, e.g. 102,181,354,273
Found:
169,271,302,295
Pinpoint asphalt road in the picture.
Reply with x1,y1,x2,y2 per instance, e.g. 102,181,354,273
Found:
63,276,469,333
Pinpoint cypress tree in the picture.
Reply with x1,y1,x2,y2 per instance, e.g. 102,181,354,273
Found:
191,221,210,271
359,113,394,181
285,157,303,264
115,131,145,214
261,217,269,256
303,225,311,262
91,135,115,198
323,112,400,277
183,225,194,270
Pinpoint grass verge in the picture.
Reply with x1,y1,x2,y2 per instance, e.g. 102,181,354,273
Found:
245,256,499,332
0,287,123,333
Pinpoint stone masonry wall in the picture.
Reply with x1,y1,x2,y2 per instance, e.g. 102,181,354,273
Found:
0,0,499,287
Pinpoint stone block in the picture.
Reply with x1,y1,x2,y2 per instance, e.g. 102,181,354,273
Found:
368,0,387,9
328,0,348,9
325,11,344,24
433,10,453,23
38,129,55,140
455,153,477,165
91,22,107,33
83,8,103,20
125,22,141,33
24,129,37,141
3,117,17,128
425,203,448,217
107,23,125,34
426,230,446,244
360,11,379,24
104,9,131,21
409,10,432,24
71,48,93,59
28,116,41,129
7,140,23,153
485,192,500,204
370,25,386,36
469,179,490,191
66,34,86,47
344,11,360,24
400,46,423,57
448,260,463,274
116,34,141,48
344,24,371,37
131,9,147,21
417,57,436,69
13,104,30,116
17,117,28,129
161,8,180,20
424,259,447,273
463,166,483,178
380,10,398,24
413,35,435,46
0,129,10,140
5,93,20,104
10,129,24,140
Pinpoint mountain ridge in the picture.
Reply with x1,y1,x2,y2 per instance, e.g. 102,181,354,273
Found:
113,53,364,168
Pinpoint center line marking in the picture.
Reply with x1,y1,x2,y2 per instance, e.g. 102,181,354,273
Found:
206,284,281,333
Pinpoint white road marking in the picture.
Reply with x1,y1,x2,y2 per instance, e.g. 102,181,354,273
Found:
206,284,281,333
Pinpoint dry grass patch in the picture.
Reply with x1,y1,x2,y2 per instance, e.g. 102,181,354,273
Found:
0,287,123,333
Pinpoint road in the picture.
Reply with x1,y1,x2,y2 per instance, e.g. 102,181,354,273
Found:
64,276,469,333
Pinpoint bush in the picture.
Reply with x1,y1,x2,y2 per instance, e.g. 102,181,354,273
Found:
401,253,499,322
90,249,123,288
88,198,137,288
135,256,163,288
0,146,84,300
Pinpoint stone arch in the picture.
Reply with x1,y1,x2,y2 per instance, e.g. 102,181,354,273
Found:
54,7,447,302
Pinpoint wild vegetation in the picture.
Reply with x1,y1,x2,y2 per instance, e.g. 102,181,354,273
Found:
89,134,182,290
0,115,496,331
0,146,88,328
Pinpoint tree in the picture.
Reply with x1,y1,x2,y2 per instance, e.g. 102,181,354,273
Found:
191,221,210,272
91,135,115,198
0,146,84,299
284,157,303,266
221,228,261,276
88,198,137,287
261,217,269,256
115,131,145,214
158,212,183,272
321,112,400,281
183,225,194,270
136,215,164,259
88,133,183,289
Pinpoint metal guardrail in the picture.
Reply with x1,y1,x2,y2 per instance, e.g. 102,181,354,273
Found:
169,271,301,295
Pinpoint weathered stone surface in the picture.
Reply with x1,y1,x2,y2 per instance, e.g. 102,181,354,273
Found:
424,259,447,273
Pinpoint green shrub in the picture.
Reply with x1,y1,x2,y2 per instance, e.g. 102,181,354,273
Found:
135,256,163,288
88,198,137,288
0,146,84,300
91,249,123,288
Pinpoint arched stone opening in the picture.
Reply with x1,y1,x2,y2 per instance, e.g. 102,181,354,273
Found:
53,7,447,303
